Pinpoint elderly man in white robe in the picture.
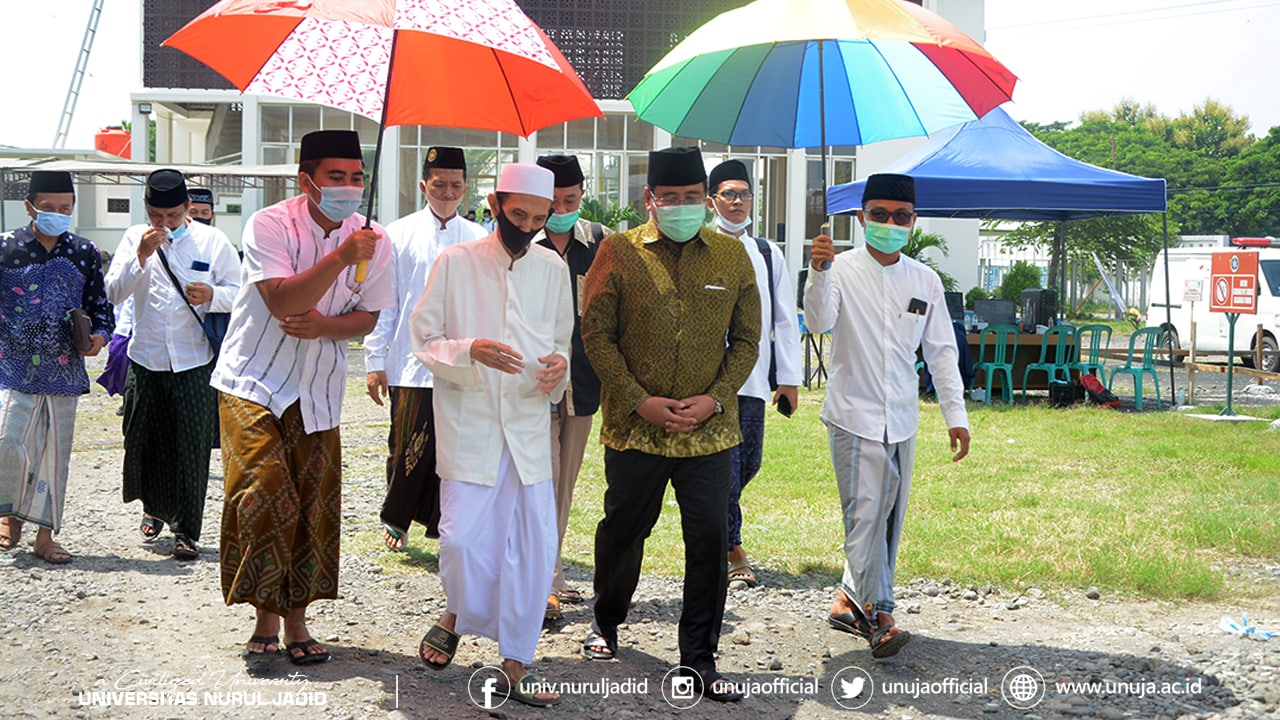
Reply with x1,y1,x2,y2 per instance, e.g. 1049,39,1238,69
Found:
410,163,573,708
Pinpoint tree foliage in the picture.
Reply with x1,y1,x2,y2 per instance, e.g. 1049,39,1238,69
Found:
901,229,958,292
965,285,988,310
1007,98,1280,269
997,260,1043,301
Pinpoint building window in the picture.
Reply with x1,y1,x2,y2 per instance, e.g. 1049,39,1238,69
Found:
107,198,130,214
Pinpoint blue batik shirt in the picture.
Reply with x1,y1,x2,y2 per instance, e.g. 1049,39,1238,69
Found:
0,225,114,395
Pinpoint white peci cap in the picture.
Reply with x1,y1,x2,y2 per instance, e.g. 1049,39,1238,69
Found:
496,163,555,201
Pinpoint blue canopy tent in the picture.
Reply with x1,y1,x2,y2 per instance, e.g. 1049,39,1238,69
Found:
826,107,1166,219
826,106,1174,405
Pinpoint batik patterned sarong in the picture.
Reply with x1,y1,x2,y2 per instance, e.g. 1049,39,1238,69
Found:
219,394,342,616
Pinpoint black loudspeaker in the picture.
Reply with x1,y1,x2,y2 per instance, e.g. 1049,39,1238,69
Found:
944,291,964,322
1020,289,1058,332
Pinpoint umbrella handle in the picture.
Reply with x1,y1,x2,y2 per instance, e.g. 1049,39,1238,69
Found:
820,222,831,270
355,260,368,283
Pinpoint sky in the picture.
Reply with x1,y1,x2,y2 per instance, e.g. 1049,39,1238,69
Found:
2,1,1279,150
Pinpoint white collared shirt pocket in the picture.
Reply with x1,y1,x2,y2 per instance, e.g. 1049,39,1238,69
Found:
897,311,927,350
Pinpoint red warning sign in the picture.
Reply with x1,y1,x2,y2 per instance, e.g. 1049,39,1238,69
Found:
1210,251,1258,314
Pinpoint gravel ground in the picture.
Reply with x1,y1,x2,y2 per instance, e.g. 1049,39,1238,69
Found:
1,349,1277,720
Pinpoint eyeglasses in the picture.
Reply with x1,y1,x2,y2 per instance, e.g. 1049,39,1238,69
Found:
864,207,915,226
715,190,751,203
652,195,706,207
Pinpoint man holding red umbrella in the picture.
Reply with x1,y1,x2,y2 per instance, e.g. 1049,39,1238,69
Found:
214,130,392,664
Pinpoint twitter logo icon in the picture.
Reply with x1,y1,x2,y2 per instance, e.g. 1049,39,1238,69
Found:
831,667,874,710
840,676,866,699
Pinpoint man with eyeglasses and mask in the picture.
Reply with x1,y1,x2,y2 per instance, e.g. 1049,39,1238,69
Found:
366,146,486,553
804,173,970,659
213,130,391,665
0,171,113,565
580,146,759,703
409,163,572,707
106,169,241,562
706,159,802,592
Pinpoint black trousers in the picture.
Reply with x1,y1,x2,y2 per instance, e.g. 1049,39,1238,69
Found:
592,447,732,671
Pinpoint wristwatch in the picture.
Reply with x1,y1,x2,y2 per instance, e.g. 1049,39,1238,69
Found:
712,397,724,415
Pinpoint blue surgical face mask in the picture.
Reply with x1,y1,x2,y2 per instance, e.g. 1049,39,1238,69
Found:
166,222,190,242
863,220,911,254
544,209,579,234
310,184,364,223
33,210,72,237
654,204,706,243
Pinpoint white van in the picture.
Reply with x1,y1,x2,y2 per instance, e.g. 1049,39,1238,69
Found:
1145,241,1280,373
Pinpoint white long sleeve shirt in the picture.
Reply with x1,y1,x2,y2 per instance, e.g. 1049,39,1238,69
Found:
363,209,487,387
411,234,573,487
803,247,967,443
105,221,241,372
211,194,394,434
731,230,803,400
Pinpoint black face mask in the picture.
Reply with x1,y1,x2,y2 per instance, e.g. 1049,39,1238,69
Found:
496,206,540,256
191,216,212,225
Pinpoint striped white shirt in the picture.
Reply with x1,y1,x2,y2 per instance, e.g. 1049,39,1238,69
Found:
211,194,394,434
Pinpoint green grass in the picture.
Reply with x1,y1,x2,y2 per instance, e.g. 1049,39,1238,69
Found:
351,382,1280,602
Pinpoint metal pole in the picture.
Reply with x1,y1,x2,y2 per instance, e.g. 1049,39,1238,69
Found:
1161,213,1176,407
1221,313,1238,416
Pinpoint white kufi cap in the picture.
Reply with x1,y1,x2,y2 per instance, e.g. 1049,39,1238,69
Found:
497,163,554,201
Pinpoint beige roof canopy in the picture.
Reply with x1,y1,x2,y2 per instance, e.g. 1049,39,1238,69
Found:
1,158,299,190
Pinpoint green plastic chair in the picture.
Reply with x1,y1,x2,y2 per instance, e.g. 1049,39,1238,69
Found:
1021,325,1076,403
971,323,1019,404
1108,326,1163,411
1069,324,1112,379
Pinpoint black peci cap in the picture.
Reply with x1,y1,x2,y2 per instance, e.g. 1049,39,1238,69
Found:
536,154,585,188
145,169,188,208
862,173,915,205
708,159,751,194
647,146,706,188
28,171,75,196
299,130,363,163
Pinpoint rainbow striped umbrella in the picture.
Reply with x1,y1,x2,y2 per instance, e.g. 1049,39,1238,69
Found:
629,0,1017,150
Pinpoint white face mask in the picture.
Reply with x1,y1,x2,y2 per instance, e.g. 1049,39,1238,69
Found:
715,213,752,234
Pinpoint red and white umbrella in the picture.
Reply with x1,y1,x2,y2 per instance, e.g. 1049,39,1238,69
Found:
164,0,601,135
165,0,603,279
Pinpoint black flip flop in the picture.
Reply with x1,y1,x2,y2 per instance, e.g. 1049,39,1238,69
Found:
828,610,872,639
688,668,743,703
582,629,617,661
172,535,199,560
243,634,280,656
139,516,163,543
869,625,912,658
500,673,560,707
283,639,331,666
418,623,459,670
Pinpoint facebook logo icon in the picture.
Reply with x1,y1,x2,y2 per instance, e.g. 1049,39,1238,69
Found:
469,667,510,709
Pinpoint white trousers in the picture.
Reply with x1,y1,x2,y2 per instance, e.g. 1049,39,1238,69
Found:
439,444,557,664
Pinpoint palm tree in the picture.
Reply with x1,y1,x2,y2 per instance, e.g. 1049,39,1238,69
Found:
903,229,958,292
579,197,644,230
